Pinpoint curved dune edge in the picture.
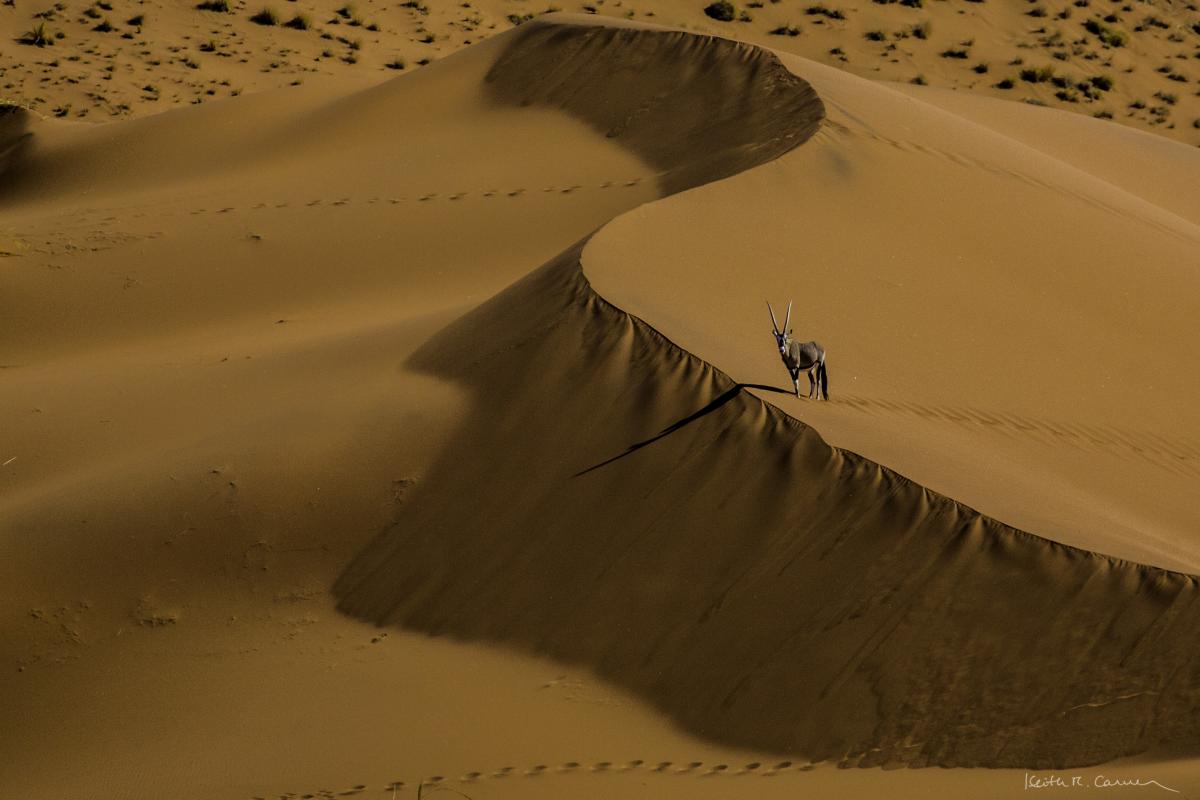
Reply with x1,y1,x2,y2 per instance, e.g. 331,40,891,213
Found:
482,20,822,196
0,104,33,181
335,19,1200,769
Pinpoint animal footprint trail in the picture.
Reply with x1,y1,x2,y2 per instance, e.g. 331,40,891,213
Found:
846,126,1200,244
265,756,827,798
830,394,1200,477
74,175,655,227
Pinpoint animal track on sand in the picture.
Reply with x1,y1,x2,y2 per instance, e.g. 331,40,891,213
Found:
253,756,829,799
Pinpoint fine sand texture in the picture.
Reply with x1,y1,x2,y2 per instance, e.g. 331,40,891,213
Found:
4,11,1200,800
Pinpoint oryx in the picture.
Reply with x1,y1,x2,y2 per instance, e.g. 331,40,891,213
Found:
767,300,829,400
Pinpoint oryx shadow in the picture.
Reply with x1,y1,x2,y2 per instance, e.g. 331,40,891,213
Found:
574,383,793,477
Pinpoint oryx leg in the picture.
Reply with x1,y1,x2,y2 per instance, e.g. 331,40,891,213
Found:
792,369,801,397
807,366,817,399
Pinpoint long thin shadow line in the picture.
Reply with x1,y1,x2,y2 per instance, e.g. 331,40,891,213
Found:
573,383,793,477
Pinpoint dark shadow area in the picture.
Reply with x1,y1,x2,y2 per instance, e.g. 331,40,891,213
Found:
575,383,793,476
484,19,825,196
0,105,33,190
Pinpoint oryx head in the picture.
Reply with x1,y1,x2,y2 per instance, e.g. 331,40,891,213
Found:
767,300,793,356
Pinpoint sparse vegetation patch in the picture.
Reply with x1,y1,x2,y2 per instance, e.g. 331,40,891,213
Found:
250,7,279,25
804,4,845,20
18,22,54,46
704,1,736,21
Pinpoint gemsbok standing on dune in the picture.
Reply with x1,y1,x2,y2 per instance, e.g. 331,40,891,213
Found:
768,300,829,400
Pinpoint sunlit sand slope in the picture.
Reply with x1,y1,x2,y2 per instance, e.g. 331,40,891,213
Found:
0,21,665,797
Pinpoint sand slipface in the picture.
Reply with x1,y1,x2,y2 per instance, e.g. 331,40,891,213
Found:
483,21,823,194
336,249,1200,770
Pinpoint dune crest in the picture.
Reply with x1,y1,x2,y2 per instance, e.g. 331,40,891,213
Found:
484,21,823,194
335,19,1200,769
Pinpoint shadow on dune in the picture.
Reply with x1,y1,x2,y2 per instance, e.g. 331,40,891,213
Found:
483,19,823,195
337,248,1200,769
0,105,33,183
335,20,1200,770
575,382,793,477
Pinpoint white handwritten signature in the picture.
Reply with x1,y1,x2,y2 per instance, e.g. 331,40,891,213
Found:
1024,773,1180,793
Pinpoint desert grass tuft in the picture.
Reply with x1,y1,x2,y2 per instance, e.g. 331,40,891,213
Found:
805,4,846,19
18,21,54,46
250,7,279,25
1020,65,1055,83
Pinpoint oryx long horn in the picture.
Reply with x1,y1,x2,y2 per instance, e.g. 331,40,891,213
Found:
784,300,792,334
767,301,781,334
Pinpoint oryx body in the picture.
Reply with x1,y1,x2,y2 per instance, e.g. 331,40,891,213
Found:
768,301,829,400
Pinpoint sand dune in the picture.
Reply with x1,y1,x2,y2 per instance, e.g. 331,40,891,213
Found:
337,223,1200,772
4,11,1200,799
